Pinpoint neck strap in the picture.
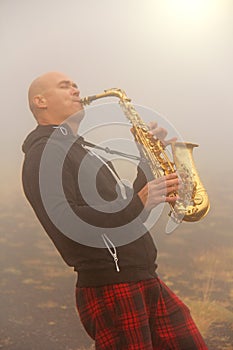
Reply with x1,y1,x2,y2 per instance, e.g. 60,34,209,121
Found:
79,138,144,161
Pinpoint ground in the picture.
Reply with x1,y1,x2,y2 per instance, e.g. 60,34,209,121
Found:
0,191,232,350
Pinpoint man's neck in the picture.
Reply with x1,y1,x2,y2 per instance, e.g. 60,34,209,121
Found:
37,117,81,136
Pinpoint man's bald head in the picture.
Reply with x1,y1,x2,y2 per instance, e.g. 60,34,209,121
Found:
28,72,62,116
27,72,84,126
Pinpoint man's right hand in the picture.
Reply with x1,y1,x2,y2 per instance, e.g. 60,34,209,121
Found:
137,173,180,211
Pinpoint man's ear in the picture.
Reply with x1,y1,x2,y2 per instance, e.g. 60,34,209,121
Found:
33,95,47,109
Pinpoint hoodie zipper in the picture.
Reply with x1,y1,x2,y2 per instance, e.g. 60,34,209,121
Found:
102,234,120,272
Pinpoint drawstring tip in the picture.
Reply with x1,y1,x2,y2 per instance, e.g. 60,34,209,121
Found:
114,257,120,272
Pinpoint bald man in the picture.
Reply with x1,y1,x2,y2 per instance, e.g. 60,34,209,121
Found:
22,72,208,349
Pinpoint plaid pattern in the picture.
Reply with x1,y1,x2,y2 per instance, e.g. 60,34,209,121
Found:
76,277,208,349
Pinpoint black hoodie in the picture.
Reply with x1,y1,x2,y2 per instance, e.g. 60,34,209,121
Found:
22,124,158,286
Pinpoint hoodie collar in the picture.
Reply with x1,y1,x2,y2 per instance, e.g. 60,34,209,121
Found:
22,123,80,154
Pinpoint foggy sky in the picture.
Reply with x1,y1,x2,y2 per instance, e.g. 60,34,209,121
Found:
1,0,232,198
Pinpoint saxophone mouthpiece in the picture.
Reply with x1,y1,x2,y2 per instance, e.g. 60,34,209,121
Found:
80,95,98,106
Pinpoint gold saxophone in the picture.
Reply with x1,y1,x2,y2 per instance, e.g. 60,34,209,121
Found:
80,88,210,223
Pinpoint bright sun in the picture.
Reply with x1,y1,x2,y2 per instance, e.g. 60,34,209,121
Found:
163,0,220,19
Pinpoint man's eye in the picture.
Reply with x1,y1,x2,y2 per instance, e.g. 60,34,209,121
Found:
60,85,68,89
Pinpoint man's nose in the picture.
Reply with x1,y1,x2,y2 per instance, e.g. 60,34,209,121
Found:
71,86,80,95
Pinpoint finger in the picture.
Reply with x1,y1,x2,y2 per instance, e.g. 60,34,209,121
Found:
157,173,179,182
155,127,168,139
163,137,177,147
149,127,168,140
154,181,178,193
166,184,180,195
155,193,179,205
148,121,158,130
165,195,179,203
164,173,179,180
166,177,181,186
150,179,180,197
151,173,179,186
154,181,179,196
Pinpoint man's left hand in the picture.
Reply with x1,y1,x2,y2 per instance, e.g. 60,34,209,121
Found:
148,121,177,147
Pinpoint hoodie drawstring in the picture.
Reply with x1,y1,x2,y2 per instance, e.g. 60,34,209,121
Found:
88,149,127,200
53,126,68,136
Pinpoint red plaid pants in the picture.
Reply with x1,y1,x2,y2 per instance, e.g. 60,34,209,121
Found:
76,277,208,349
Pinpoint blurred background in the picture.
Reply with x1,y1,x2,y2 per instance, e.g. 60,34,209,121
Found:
0,0,232,349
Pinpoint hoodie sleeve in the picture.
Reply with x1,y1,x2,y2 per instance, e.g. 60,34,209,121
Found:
133,157,155,192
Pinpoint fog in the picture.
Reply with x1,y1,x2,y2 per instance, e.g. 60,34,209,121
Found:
1,0,232,193
0,1,233,348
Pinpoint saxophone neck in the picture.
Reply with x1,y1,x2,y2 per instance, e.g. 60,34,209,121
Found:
80,87,147,130
80,88,131,105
